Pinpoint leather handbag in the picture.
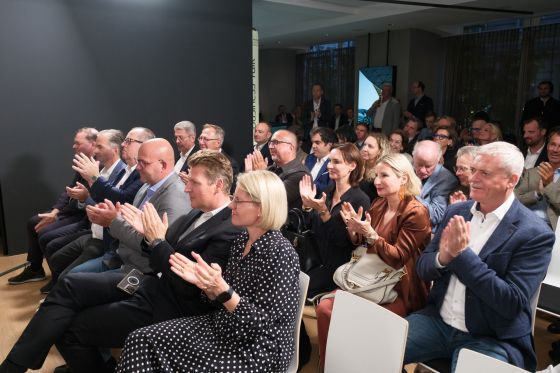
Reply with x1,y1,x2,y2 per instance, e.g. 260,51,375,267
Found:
281,208,322,273
328,245,406,304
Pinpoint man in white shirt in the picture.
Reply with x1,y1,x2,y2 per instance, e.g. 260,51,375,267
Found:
366,82,401,135
403,142,555,372
522,118,548,169
173,121,198,174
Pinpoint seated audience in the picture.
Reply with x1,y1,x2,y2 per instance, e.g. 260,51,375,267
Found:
8,127,97,285
329,103,347,130
449,145,477,204
522,117,548,170
359,132,390,203
250,121,273,166
389,129,412,162
46,127,153,290
354,122,369,150
478,122,502,145
345,107,355,127
0,151,240,373
404,118,421,154
173,120,198,173
198,123,239,176
335,124,357,143
413,140,458,231
316,152,432,368
403,141,555,372
299,143,370,297
287,124,309,163
304,127,336,196
70,138,190,274
116,170,300,373
432,125,458,172
275,104,293,125
246,129,310,211
516,127,560,229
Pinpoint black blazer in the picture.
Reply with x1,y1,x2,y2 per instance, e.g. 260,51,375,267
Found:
407,95,434,123
179,145,200,173
303,98,332,139
147,207,243,317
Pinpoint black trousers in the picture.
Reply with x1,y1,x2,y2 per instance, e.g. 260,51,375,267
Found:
6,271,184,373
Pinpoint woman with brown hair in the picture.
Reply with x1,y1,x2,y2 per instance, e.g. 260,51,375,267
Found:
315,153,432,368
359,132,391,203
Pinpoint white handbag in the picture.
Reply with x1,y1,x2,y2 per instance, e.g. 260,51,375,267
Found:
329,245,406,304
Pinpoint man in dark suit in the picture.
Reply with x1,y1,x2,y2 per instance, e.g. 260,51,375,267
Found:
274,104,293,125
304,127,336,196
328,103,347,130
44,127,154,292
198,123,239,177
7,128,98,285
404,141,554,372
522,81,560,127
303,83,331,147
250,121,273,166
404,81,434,124
521,117,548,169
0,151,241,373
173,120,199,174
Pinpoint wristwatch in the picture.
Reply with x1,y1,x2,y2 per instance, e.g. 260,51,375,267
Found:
91,175,98,183
365,232,378,245
215,286,234,303
149,238,164,248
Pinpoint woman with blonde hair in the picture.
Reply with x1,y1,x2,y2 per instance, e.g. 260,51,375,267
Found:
315,153,432,369
359,132,391,202
117,170,300,373
478,122,502,145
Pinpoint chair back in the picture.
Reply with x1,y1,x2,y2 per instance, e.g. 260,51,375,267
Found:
324,290,408,373
286,271,310,373
455,348,529,373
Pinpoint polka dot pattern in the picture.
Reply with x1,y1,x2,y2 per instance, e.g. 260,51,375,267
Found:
116,230,300,372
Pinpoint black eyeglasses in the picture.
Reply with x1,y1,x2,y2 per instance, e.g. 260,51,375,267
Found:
124,138,144,144
433,134,450,140
269,139,292,147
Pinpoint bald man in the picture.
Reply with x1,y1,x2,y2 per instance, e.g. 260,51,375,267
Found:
73,138,192,274
249,129,309,210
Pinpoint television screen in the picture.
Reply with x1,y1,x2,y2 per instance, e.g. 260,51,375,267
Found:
357,66,396,126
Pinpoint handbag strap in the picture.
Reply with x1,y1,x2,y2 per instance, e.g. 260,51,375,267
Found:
338,263,406,293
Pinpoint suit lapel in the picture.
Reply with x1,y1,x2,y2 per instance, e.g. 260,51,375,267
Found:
176,207,232,246
478,200,519,260
168,209,203,244
133,184,149,207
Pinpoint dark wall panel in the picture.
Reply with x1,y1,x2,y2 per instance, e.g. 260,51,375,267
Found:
0,0,252,254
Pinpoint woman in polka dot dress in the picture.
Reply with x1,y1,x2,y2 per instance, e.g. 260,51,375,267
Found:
117,170,300,373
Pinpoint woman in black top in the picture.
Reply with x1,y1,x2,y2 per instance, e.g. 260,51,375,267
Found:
299,143,370,297
359,132,391,203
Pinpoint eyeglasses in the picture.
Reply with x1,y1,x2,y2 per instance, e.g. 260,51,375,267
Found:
471,127,482,132
198,136,219,142
124,138,144,145
269,139,292,147
229,195,260,205
433,134,450,140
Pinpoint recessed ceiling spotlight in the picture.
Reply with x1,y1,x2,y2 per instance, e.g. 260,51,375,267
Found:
325,33,329,37
276,41,282,44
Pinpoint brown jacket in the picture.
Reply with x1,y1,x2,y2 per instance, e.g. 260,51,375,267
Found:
366,195,432,316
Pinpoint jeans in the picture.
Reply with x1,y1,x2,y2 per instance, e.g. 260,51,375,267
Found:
69,257,113,274
404,313,509,372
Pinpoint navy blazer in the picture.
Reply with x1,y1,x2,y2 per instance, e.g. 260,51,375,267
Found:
88,161,142,205
416,199,554,371
304,154,332,196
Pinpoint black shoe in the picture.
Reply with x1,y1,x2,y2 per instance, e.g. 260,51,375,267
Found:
548,322,560,334
53,365,72,373
7,266,46,285
40,279,54,294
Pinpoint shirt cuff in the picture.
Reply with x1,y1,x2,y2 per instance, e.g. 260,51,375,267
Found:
435,252,446,268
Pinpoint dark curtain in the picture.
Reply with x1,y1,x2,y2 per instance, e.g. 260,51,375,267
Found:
442,23,560,137
296,47,355,110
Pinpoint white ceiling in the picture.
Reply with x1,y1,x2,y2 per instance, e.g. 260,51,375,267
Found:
253,0,560,49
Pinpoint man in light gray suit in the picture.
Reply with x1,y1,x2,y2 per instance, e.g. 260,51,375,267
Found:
367,82,401,136
75,138,191,274
413,140,458,231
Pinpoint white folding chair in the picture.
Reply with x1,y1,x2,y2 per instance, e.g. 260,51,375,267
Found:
324,290,408,373
287,271,310,373
455,348,529,373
